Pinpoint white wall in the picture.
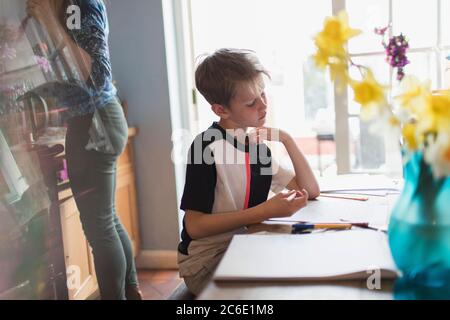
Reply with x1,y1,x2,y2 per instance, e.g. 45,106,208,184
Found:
107,0,180,251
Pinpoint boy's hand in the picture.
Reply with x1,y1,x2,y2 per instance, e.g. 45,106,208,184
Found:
248,127,291,144
263,189,308,219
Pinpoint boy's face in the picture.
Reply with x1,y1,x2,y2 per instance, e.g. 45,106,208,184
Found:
217,75,268,129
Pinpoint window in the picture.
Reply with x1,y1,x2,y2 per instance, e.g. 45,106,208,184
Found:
179,0,448,176
345,0,448,174
189,0,336,176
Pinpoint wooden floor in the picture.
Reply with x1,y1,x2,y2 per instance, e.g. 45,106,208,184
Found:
137,269,183,300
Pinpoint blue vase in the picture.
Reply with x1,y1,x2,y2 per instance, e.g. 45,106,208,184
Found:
388,152,450,298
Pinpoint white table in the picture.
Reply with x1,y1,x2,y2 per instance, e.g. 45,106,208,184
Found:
198,193,400,300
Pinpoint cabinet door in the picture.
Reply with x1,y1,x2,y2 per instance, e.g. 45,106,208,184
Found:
59,195,98,300
116,170,140,256
116,141,140,256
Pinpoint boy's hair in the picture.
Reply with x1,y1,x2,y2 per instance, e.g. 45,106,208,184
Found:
195,49,270,107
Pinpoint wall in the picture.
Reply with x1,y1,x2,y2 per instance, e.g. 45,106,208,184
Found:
107,0,180,255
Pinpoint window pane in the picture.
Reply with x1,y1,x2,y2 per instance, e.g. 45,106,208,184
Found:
346,55,390,172
444,51,450,89
407,52,437,81
393,0,437,48
347,0,390,54
190,0,335,176
349,117,386,172
391,51,438,93
442,0,450,46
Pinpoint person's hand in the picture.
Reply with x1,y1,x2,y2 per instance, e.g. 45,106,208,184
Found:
248,127,291,144
26,0,58,28
262,189,309,219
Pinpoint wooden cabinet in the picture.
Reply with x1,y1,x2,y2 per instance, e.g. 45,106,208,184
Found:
116,127,141,255
58,128,140,300
59,189,98,300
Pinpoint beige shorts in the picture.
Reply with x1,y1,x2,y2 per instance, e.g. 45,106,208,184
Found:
178,249,225,296
182,265,215,296
178,232,242,296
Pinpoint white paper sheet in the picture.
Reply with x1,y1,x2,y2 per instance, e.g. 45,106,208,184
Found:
214,231,399,281
319,175,401,193
270,196,393,227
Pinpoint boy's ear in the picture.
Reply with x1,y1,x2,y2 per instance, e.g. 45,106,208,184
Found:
211,104,230,119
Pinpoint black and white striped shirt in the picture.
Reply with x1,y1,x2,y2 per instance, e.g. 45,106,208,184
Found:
178,122,294,256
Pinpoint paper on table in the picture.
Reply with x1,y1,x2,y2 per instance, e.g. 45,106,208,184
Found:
270,196,391,227
328,190,391,197
319,175,400,193
214,231,399,281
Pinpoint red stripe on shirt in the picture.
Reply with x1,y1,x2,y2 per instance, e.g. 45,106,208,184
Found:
243,152,251,209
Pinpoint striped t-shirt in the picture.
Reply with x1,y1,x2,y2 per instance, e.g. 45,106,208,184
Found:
177,122,294,276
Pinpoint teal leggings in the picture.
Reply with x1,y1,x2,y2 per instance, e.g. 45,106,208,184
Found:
66,100,138,300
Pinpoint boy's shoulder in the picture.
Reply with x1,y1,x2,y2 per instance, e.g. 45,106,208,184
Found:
187,123,273,167
186,123,225,165
189,123,226,150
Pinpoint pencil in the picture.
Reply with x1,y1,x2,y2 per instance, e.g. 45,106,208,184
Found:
318,193,369,201
292,223,353,232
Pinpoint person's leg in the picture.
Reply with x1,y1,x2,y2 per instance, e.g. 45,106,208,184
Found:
94,100,140,298
110,163,140,296
112,214,141,298
183,266,213,297
66,122,126,299
80,152,127,300
179,252,225,297
65,102,132,300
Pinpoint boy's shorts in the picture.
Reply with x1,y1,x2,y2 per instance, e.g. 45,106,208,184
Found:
182,264,215,296
178,243,228,296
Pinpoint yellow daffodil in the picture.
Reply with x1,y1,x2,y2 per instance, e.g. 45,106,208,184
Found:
389,116,401,127
314,11,361,57
368,109,401,142
311,10,450,175
350,71,387,109
446,145,450,163
402,122,420,151
429,91,450,130
313,49,330,69
424,131,450,178
416,92,450,136
329,60,350,90
395,76,431,114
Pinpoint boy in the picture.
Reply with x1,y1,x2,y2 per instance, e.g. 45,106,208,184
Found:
178,49,320,296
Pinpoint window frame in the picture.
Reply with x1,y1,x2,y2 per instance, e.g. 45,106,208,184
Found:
179,0,448,175
334,0,449,174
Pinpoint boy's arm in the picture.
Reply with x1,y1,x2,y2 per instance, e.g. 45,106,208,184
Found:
281,133,320,199
185,207,266,240
251,128,320,199
185,189,308,239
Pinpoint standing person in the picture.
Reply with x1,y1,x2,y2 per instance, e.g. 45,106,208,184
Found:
178,48,320,296
26,0,142,300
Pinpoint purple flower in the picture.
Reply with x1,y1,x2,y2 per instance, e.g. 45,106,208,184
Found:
384,34,410,81
375,27,410,81
35,56,52,73
374,24,390,36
